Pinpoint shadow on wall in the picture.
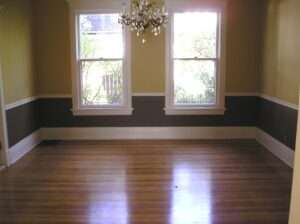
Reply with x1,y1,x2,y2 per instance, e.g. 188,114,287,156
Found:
260,0,300,104
260,0,279,96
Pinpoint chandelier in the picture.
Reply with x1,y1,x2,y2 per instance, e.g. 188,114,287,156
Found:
119,0,168,43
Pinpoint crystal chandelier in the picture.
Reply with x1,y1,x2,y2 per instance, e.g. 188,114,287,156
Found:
119,0,168,43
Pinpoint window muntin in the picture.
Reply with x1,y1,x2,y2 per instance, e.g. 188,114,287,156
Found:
79,14,123,59
172,12,219,107
174,60,216,105
173,12,218,59
80,60,123,106
78,13,125,107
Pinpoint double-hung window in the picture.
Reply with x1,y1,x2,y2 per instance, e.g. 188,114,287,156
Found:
165,2,226,115
70,1,132,116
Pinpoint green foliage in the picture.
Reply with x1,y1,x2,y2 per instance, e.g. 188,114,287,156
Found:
174,60,216,105
174,27,217,105
80,34,122,106
81,61,122,106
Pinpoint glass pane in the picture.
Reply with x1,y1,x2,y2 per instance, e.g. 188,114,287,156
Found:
174,60,216,105
174,12,218,58
81,61,123,106
79,14,123,59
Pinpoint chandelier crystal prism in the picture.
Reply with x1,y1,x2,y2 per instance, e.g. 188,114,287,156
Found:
119,0,168,43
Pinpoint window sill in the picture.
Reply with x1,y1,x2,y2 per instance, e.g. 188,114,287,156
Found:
72,107,133,116
164,107,226,115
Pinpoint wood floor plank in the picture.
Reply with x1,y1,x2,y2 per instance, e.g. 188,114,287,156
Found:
0,140,292,224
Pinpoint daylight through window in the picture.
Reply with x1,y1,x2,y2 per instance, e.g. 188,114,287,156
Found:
173,12,219,106
79,14,124,107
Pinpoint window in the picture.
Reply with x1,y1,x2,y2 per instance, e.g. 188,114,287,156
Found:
71,9,131,116
165,9,226,115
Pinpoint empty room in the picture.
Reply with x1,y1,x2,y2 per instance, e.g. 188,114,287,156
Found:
0,0,300,223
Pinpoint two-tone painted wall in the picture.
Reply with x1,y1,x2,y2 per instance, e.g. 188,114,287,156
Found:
258,0,300,150
0,0,40,148
2,0,264,149
1,0,299,158
261,0,300,105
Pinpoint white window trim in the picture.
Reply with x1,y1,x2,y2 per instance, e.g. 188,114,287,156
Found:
165,4,227,116
70,6,132,116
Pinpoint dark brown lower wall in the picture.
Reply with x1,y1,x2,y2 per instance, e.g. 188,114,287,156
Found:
39,96,259,127
6,96,297,151
6,100,40,147
258,97,298,150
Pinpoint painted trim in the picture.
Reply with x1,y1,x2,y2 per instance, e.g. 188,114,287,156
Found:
39,94,72,99
41,127,256,140
5,96,38,111
4,93,298,113
41,127,294,168
70,7,132,116
256,128,294,168
260,94,298,111
8,130,42,166
72,107,134,116
4,126,296,170
0,62,9,167
226,92,259,97
4,95,71,110
288,90,300,224
132,93,165,96
165,5,227,116
164,107,226,115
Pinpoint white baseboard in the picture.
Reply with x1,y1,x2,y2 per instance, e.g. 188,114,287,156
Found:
256,128,295,168
5,127,295,169
41,127,256,141
8,130,42,166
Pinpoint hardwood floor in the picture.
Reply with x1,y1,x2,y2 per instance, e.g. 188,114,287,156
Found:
0,140,293,224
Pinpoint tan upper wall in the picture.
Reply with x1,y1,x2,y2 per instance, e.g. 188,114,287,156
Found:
0,0,36,104
33,0,71,95
34,0,263,96
226,0,263,93
261,0,300,105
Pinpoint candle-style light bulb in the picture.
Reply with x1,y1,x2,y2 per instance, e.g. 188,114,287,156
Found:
119,0,168,43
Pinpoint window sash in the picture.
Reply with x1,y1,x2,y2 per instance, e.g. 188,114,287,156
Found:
79,58,123,62
172,58,218,107
169,11,221,109
77,13,124,61
71,7,132,116
173,12,219,59
78,59,124,108
165,3,226,115
173,58,217,61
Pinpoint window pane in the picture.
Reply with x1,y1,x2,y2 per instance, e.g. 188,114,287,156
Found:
81,61,123,106
174,60,216,105
174,12,218,58
79,14,123,59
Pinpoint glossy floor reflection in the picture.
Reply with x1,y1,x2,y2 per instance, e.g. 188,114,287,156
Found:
0,140,293,224
171,164,212,224
88,157,128,224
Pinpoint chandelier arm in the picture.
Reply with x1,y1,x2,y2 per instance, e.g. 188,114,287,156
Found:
119,0,168,43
